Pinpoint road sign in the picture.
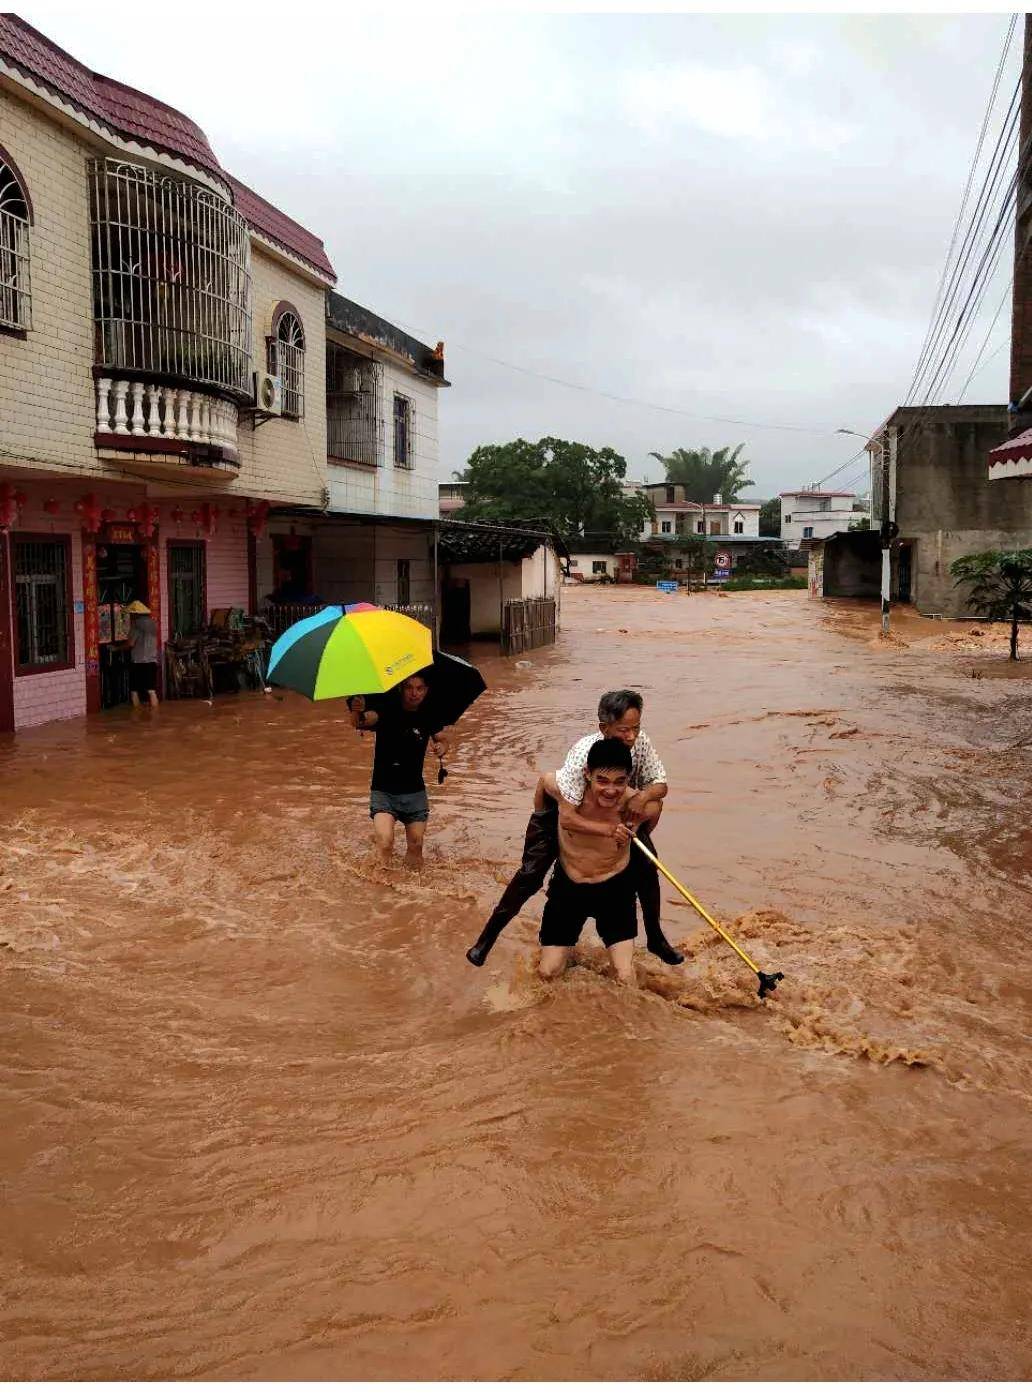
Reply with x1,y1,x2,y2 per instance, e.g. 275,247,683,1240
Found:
714,568,730,581
656,580,678,593
713,550,732,570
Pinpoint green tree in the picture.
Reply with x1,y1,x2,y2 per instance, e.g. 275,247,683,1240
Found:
759,497,781,536
848,516,871,532
950,549,1032,660
456,437,651,542
648,444,755,502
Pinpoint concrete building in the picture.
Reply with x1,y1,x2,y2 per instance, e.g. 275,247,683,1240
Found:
868,405,1019,617
779,489,858,549
0,13,337,731
641,483,762,540
438,482,465,515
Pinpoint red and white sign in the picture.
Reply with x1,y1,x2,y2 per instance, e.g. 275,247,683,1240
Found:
713,550,731,570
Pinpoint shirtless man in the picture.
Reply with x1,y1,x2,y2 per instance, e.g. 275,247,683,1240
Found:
538,737,661,985
467,689,682,967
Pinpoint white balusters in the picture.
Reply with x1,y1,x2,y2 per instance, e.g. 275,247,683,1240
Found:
129,381,145,435
145,385,160,436
112,380,130,435
95,378,238,455
96,378,112,433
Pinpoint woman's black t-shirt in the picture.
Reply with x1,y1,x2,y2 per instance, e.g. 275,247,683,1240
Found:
368,697,440,794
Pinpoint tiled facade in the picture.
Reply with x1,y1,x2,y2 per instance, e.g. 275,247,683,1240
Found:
0,15,334,731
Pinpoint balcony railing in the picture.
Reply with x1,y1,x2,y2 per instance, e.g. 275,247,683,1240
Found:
95,377,239,457
264,601,436,642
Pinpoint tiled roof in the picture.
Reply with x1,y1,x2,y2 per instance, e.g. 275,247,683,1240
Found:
228,176,335,282
0,14,335,282
0,15,224,182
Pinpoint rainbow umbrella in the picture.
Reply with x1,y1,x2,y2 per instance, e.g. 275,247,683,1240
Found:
267,603,433,700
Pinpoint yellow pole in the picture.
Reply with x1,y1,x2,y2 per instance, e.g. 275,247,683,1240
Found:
632,835,761,975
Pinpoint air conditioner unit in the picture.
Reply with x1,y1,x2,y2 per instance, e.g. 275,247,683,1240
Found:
253,372,282,415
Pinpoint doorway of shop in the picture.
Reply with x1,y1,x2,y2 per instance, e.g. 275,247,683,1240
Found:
97,542,147,708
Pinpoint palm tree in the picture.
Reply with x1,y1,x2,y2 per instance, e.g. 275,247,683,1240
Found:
950,549,1032,660
649,444,755,501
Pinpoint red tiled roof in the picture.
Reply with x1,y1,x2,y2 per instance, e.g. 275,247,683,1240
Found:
0,14,335,282
0,14,224,182
987,426,1032,466
228,176,335,281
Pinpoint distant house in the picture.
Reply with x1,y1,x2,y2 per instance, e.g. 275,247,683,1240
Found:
439,482,466,515
640,484,763,541
779,489,858,549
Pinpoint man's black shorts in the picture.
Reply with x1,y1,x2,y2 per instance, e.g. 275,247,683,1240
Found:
539,861,638,949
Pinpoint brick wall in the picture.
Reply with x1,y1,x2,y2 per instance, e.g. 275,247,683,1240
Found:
0,86,97,477
235,248,328,507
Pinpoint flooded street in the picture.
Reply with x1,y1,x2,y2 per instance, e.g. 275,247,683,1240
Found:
2,586,1032,1380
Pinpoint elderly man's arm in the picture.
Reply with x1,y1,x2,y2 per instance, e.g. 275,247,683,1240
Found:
557,794,629,843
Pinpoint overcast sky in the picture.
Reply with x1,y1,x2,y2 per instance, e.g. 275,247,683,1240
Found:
19,6,1022,497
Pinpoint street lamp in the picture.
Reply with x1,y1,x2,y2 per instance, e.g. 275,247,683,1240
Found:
837,427,891,636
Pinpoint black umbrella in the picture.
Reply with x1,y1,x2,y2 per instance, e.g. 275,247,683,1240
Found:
425,649,486,728
351,651,486,780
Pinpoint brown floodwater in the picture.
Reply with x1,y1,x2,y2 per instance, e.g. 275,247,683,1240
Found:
2,587,1032,1380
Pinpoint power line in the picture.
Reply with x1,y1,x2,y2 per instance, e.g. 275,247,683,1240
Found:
906,14,1018,404
372,311,841,438
957,276,1013,400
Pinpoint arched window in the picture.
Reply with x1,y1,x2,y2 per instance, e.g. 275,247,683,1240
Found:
0,149,32,333
268,303,305,418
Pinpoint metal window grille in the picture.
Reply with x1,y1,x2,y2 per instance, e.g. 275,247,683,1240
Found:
0,161,31,331
169,542,206,637
14,539,68,666
88,159,252,395
269,312,305,418
393,393,412,467
326,344,384,466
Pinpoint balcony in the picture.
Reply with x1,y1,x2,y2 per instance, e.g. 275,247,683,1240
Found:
88,158,252,471
95,377,240,469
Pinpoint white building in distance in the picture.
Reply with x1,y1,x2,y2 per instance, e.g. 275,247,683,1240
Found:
779,489,858,548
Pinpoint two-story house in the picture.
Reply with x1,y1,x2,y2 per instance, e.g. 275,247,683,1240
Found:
779,488,858,549
0,14,339,731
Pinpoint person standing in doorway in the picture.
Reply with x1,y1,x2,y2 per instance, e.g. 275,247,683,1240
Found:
125,600,159,709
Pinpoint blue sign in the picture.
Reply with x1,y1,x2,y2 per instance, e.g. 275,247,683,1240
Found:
713,568,730,581
656,580,678,593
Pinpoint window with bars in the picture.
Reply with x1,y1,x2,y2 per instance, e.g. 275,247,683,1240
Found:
393,393,412,467
326,344,383,465
592,560,608,575
168,541,206,637
0,155,31,332
269,309,305,418
14,536,71,671
88,158,252,392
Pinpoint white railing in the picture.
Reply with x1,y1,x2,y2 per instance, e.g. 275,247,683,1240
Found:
95,378,239,453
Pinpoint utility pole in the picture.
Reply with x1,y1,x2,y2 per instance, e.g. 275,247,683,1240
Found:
1009,13,1032,427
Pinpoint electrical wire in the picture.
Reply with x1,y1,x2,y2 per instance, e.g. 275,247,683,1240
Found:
906,14,1018,405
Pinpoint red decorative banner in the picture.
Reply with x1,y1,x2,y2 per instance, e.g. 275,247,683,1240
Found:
82,534,101,713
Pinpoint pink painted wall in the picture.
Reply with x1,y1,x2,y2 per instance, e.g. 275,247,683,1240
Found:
4,482,250,731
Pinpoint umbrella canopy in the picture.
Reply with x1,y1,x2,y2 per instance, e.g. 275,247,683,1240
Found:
425,650,486,728
267,604,432,700
359,650,486,728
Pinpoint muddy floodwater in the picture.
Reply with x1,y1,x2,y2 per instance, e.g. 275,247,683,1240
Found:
2,587,1032,1380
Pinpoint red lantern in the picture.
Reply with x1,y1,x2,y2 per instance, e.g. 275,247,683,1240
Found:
126,507,138,524
136,502,159,540
170,506,184,524
43,498,60,515
246,499,270,538
74,492,103,534
0,483,25,531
